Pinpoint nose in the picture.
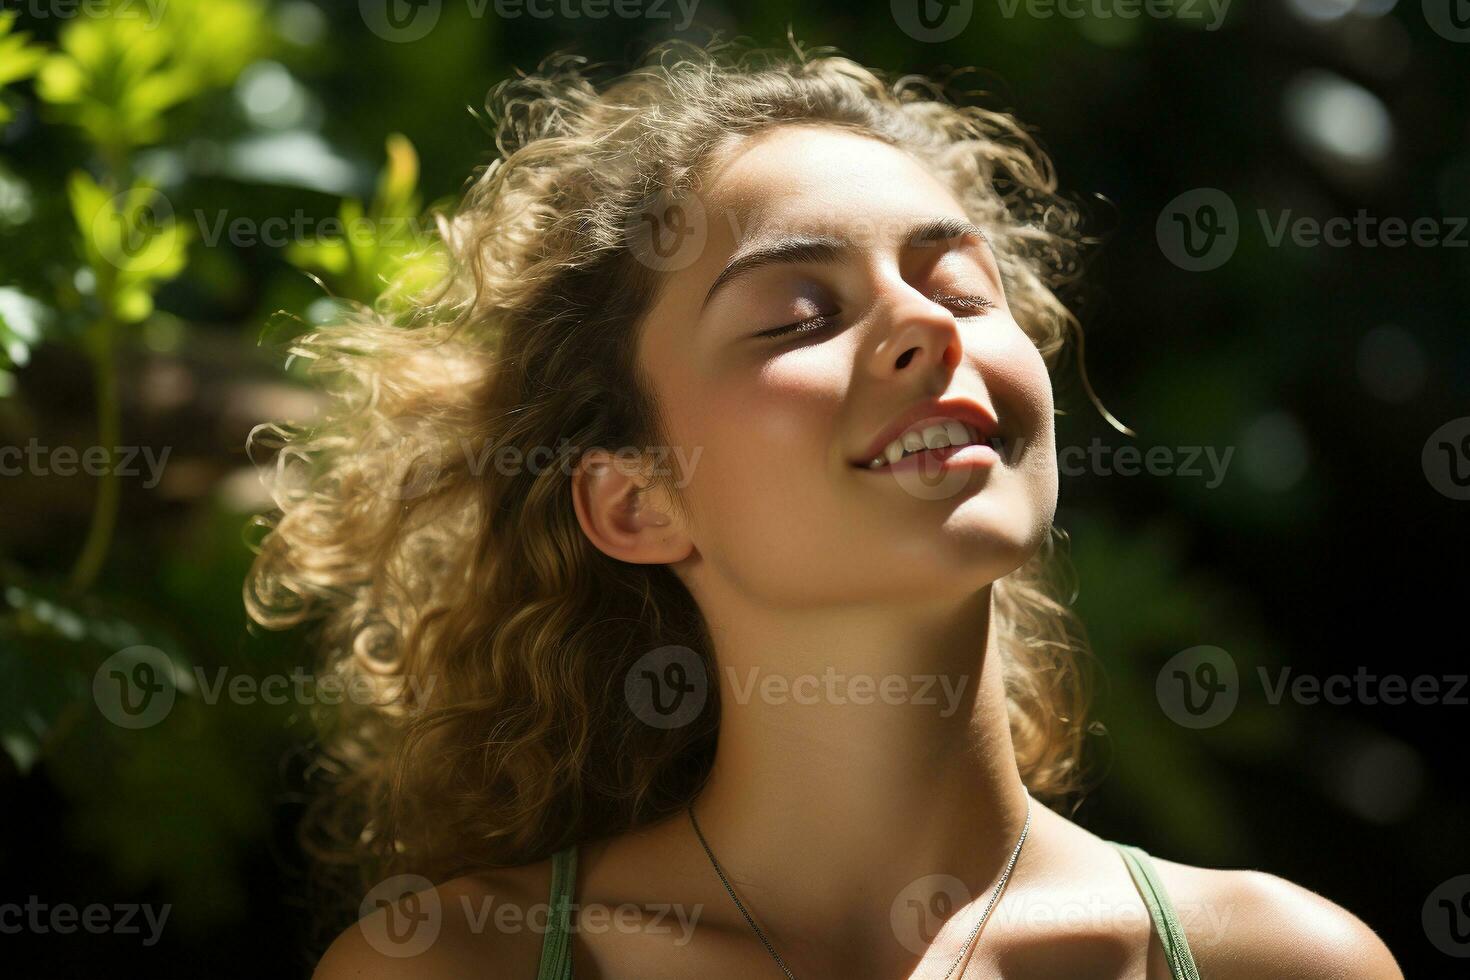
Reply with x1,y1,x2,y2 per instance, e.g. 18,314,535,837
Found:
864,279,963,379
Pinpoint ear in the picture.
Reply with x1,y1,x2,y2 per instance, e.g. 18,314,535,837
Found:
572,448,693,565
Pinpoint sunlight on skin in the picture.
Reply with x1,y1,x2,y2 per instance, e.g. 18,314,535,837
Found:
572,123,1056,974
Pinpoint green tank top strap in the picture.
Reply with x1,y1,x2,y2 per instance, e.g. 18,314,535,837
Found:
535,844,578,980
1111,841,1202,980
534,839,1199,980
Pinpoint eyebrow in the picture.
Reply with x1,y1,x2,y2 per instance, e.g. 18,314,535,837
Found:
699,216,989,311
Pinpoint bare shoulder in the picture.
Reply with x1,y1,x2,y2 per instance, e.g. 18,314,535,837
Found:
1147,855,1405,980
312,858,557,979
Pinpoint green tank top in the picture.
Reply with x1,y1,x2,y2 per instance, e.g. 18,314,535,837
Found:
535,840,1201,979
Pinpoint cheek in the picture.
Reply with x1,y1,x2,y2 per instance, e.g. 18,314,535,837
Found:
1013,348,1059,521
674,353,855,576
970,325,1058,506
970,324,1054,433
697,360,846,502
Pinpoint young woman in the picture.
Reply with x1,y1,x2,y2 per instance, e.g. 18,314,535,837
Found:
248,39,1404,980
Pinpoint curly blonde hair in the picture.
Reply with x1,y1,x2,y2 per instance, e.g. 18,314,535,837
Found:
245,36,1104,897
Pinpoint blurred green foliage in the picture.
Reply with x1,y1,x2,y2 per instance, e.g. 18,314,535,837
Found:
0,11,47,124
287,131,447,304
0,0,441,937
0,1,1460,973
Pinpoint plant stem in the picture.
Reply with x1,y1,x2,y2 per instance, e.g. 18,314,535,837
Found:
68,310,119,592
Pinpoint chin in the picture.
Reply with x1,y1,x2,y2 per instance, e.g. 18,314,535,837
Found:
866,519,1036,590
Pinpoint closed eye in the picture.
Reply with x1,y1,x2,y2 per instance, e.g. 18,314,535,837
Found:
758,312,837,339
758,294,995,340
933,294,996,316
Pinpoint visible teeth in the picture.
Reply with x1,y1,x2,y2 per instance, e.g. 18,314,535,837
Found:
867,417,981,469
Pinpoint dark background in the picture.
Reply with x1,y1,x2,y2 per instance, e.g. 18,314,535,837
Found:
1,0,1466,976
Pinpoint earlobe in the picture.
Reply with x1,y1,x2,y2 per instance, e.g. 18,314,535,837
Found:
571,449,692,565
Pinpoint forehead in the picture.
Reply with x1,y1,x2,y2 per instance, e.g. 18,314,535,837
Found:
702,123,971,242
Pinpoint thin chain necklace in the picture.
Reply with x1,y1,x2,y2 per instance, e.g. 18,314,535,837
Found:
687,789,1032,980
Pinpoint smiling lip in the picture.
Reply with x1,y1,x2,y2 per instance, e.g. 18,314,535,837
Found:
849,396,1002,470
866,440,1001,475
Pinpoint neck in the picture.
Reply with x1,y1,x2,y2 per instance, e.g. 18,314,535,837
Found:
687,583,1032,964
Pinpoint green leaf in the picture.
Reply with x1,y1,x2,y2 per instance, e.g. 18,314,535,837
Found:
284,135,438,304
285,237,350,276
35,2,266,153
113,286,153,323
66,169,110,233
67,171,190,318
0,16,49,88
374,132,421,219
123,66,195,117
165,0,271,89
35,54,86,104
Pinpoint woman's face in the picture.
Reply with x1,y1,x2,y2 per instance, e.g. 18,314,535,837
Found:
635,123,1058,608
